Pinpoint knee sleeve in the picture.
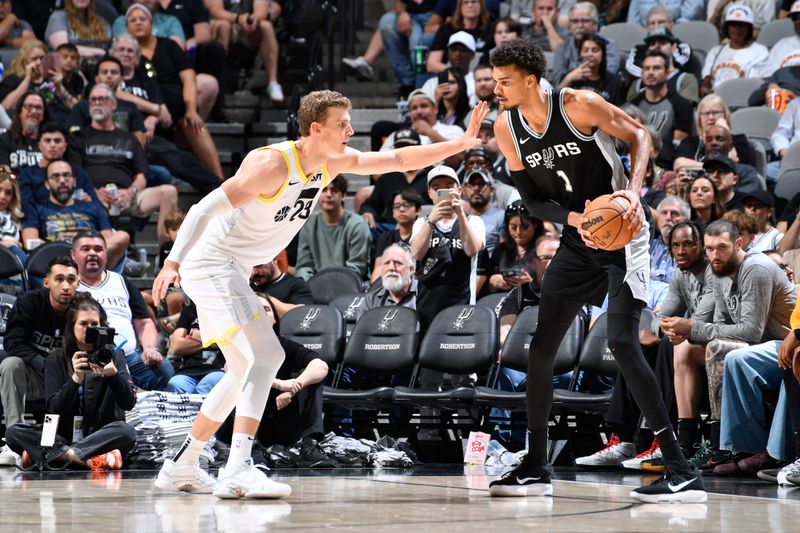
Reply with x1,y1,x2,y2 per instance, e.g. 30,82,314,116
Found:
198,325,258,422
231,320,285,420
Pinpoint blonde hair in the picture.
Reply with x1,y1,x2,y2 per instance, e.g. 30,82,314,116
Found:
65,0,109,44
695,94,732,135
164,209,185,231
0,170,24,222
10,40,48,78
297,90,352,137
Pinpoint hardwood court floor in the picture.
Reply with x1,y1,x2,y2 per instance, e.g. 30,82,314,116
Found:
1,465,798,532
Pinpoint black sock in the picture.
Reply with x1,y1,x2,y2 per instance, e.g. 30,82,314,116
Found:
794,431,800,460
607,424,633,444
677,418,698,451
707,419,721,449
525,428,550,467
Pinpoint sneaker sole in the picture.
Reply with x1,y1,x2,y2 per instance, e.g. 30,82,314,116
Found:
630,489,707,504
213,483,291,499
758,471,779,483
489,483,553,497
154,477,214,494
575,459,630,468
640,464,666,473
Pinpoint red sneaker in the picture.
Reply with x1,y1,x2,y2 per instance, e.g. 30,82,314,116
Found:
88,449,123,471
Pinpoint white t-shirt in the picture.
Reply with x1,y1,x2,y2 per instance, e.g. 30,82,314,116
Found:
80,271,138,355
0,210,20,242
702,42,769,89
748,226,784,253
410,214,486,304
760,35,800,78
421,72,476,105
380,122,465,151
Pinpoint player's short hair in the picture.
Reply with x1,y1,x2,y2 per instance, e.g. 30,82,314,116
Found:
298,90,352,137
705,219,739,241
164,209,186,231
489,39,547,81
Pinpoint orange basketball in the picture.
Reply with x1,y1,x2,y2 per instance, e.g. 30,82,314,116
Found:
581,194,634,251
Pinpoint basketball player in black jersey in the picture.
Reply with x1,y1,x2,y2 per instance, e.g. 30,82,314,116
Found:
486,39,706,503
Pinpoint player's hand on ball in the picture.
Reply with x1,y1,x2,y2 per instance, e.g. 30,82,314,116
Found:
576,200,599,249
610,189,643,233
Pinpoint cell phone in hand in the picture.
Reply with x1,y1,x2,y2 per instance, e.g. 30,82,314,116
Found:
437,71,449,84
437,189,451,202
42,52,61,75
501,269,524,278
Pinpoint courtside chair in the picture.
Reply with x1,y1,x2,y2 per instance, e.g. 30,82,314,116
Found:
279,305,346,375
329,292,366,338
307,267,364,304
25,242,72,289
0,246,27,291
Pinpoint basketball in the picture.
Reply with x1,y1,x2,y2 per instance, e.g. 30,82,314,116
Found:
581,194,634,251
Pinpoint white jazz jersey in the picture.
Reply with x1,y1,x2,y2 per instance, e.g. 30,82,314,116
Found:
184,140,331,270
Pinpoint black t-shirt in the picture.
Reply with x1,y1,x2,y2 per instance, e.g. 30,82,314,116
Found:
404,0,437,14
275,337,318,381
162,0,210,40
3,288,68,373
12,0,53,40
251,273,314,305
159,240,174,268
374,229,411,261
72,126,149,188
143,37,191,115
67,99,146,134
174,303,225,377
0,132,41,169
120,66,165,104
359,168,430,222
569,75,622,105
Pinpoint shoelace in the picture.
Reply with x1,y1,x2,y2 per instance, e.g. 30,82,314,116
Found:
688,441,711,465
594,436,622,456
635,440,660,459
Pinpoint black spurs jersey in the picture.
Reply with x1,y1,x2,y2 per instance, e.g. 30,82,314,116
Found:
506,88,627,217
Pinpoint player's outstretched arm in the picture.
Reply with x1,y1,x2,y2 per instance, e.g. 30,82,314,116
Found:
152,149,288,302
329,101,489,176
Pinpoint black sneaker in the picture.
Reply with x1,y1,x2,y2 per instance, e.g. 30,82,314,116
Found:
299,438,337,468
699,447,731,471
630,469,707,503
488,463,552,497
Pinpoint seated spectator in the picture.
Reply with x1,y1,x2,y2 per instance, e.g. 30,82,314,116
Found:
768,97,800,185
16,122,99,223
624,25,699,104
650,195,690,283
72,230,174,390
674,94,753,170
56,43,86,102
467,62,500,112
125,4,223,179
0,0,35,54
661,219,796,467
359,243,419,318
250,257,314,318
0,256,79,465
22,160,129,267
749,64,800,108
4,293,137,470
45,0,111,59
112,0,185,46
460,145,518,206
110,34,224,187
631,50,693,169
295,176,372,281
0,41,73,120
167,300,225,394
707,0,774,34
743,191,784,253
411,165,485,329
71,83,178,244
689,174,725,226
425,0,501,39
358,129,428,232
760,1,800,78
421,31,477,102
722,207,758,251
0,91,47,170
206,0,284,103
521,0,568,53
559,33,622,105
552,3,621,86
426,0,494,76
699,123,762,193
703,151,746,211
0,167,26,265
627,0,705,26
370,190,424,284
462,166,504,255
434,67,471,128
701,5,768,97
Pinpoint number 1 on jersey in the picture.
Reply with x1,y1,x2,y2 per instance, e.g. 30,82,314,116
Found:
556,170,573,193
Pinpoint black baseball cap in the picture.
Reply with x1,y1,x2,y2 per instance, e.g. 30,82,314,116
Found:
644,26,678,45
741,190,775,208
393,128,421,148
702,152,736,174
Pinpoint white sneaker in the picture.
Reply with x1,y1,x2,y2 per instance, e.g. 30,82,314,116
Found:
341,56,374,80
0,445,19,467
154,459,216,493
777,457,800,486
267,82,284,103
575,436,636,467
622,439,661,470
213,459,291,499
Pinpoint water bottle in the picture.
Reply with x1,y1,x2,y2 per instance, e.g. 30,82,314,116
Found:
106,184,120,216
137,248,147,265
487,440,516,465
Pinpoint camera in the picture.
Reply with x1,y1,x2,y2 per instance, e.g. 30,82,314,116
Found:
85,326,116,366
501,268,524,278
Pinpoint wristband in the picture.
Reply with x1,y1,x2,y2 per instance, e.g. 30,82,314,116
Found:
424,216,436,230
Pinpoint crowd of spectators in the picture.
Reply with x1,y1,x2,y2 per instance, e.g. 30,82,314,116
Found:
2,0,800,487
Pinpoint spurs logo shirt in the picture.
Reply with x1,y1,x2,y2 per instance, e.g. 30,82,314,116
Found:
187,140,331,269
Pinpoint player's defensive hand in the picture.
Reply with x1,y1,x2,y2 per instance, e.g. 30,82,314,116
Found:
461,101,489,150
153,260,181,303
610,189,643,232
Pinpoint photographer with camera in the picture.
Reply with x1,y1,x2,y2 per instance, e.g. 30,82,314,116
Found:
3,293,137,470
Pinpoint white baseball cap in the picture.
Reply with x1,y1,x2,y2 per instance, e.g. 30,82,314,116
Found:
791,0,800,14
427,165,460,186
447,31,477,52
725,4,754,25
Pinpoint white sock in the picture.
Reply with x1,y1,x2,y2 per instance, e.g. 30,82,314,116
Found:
228,433,255,465
174,434,207,466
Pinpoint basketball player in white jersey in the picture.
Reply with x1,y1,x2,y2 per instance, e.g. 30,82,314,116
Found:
153,90,488,498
